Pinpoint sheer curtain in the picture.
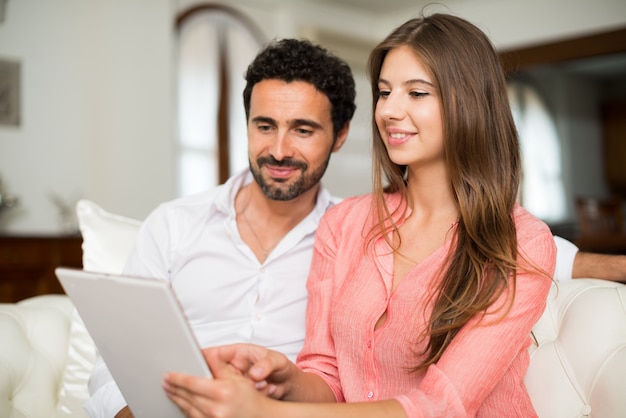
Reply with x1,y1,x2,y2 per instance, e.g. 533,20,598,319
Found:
176,6,265,197
508,81,567,223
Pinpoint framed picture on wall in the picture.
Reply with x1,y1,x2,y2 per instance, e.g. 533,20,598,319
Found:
0,58,20,126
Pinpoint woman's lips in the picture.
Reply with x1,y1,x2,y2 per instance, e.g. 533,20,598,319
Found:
386,131,413,146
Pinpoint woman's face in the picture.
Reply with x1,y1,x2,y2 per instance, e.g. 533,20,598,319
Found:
375,45,445,171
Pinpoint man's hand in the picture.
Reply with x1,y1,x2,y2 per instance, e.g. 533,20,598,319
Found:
573,252,626,282
114,406,134,418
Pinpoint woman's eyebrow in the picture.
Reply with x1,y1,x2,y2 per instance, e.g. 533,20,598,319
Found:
378,77,434,88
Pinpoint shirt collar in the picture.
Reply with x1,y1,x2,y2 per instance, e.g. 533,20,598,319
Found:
212,168,252,216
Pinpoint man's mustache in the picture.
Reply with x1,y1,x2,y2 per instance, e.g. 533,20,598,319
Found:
257,156,307,170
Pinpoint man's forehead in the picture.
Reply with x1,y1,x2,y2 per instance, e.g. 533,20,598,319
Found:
249,79,332,124
250,79,324,100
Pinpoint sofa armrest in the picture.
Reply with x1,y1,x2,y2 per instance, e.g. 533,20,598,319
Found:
0,295,77,417
526,278,626,417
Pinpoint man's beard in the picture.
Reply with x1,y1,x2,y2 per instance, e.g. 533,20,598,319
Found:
250,155,331,201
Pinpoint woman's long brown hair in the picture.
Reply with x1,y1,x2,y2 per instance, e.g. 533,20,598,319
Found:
367,13,522,370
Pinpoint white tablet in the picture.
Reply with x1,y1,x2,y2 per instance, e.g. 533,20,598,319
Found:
55,267,212,418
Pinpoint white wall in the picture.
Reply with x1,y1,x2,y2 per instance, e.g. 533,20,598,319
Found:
384,0,626,50
0,0,173,233
0,0,625,233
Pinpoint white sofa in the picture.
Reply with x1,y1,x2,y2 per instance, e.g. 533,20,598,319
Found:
1,199,625,417
0,199,140,418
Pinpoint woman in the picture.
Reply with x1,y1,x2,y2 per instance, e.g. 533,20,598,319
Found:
164,13,555,417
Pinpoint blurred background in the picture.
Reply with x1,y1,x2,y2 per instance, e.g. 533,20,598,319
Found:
0,0,624,247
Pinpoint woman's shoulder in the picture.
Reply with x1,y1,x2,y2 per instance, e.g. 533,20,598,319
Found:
513,204,554,246
318,194,376,235
326,193,374,217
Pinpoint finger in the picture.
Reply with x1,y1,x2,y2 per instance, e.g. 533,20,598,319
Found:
164,372,212,397
245,352,289,382
209,357,243,379
163,375,196,416
205,344,264,378
167,387,210,418
254,382,282,399
203,343,259,365
164,373,217,418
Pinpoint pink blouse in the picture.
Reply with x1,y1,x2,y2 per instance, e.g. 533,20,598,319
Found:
296,194,556,417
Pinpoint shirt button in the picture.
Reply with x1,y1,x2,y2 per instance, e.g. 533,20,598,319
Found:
367,391,374,399
255,314,262,321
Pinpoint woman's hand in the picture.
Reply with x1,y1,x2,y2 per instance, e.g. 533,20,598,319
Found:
162,343,300,417
164,367,274,418
202,343,297,399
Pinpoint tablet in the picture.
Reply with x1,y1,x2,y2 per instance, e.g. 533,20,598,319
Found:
55,267,212,418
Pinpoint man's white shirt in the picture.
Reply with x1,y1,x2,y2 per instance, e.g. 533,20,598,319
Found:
84,169,338,417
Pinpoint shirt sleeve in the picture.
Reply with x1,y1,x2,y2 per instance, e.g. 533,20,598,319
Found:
296,207,344,401
553,235,578,281
396,216,556,417
83,357,127,418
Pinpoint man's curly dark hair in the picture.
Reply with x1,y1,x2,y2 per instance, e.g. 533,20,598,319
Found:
243,38,357,137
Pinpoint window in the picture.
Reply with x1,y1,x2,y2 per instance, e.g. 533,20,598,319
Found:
175,5,265,197
508,81,566,223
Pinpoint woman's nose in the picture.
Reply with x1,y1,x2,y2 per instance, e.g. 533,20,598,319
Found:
378,95,404,120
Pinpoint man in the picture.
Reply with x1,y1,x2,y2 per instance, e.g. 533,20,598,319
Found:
84,38,356,418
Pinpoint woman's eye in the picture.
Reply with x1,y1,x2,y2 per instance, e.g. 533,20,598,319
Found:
410,91,428,98
377,90,390,98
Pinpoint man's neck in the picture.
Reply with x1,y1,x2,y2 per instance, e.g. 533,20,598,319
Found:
235,182,320,262
240,181,320,223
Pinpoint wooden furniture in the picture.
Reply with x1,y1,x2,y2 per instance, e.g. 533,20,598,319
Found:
603,99,626,196
0,235,82,303
574,196,626,253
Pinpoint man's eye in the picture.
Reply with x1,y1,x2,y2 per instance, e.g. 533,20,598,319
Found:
295,128,313,135
257,124,272,131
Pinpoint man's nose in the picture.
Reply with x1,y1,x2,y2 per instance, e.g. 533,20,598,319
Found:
269,131,294,161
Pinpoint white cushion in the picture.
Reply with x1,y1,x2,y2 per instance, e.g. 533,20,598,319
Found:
76,199,142,274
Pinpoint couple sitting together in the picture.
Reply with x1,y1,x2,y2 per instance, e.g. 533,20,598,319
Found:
86,12,626,418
